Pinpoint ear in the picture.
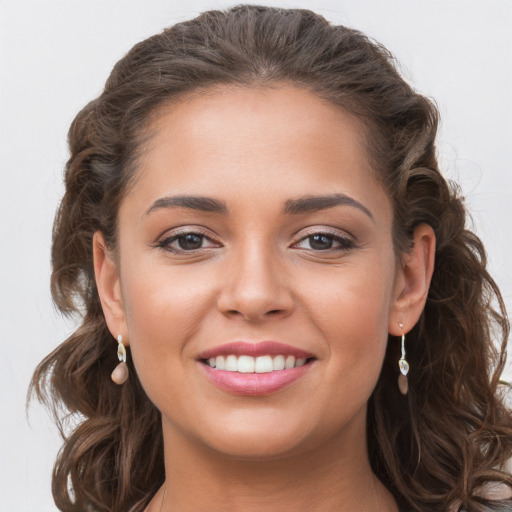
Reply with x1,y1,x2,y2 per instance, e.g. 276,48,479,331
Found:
93,231,128,345
388,223,436,336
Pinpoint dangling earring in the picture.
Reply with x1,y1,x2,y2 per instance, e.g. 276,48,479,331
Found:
397,323,409,395
111,334,129,385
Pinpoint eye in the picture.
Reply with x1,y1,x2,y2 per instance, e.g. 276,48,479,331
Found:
293,232,354,251
156,231,219,253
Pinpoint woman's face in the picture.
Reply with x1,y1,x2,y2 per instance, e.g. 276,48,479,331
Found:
109,86,403,458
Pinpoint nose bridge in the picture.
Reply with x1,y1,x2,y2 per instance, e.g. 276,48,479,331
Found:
217,235,292,320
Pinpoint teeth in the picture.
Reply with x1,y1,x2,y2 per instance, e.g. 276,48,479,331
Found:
273,355,285,371
255,355,273,373
285,355,295,369
237,355,255,373
225,355,238,371
206,354,310,372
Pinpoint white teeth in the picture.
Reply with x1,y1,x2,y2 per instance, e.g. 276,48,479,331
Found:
285,355,296,369
224,355,238,371
273,355,285,371
237,355,255,373
205,354,310,372
255,355,273,373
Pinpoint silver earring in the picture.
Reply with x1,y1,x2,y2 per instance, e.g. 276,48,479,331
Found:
397,323,409,395
111,334,129,385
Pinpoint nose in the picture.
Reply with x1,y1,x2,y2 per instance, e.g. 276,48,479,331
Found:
216,241,294,322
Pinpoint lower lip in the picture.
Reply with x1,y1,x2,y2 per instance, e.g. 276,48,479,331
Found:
198,361,314,395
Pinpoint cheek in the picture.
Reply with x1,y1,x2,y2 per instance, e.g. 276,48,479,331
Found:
122,254,214,330
119,261,214,396
306,258,395,396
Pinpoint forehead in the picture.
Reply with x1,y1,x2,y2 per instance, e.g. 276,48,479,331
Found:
143,85,370,165
125,85,388,219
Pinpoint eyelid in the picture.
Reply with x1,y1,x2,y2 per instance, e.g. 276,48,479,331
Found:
155,225,219,242
292,226,354,241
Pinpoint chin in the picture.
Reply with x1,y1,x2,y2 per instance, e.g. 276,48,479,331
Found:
207,435,312,461
195,415,331,462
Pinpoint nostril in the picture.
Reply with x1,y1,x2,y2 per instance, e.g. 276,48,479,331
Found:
223,308,285,319
225,309,243,317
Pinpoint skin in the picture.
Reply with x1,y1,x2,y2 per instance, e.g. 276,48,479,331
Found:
94,85,435,511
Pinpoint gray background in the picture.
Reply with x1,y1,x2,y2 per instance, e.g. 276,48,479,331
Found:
1,1,511,510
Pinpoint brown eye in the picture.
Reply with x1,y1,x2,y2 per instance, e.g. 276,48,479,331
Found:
177,233,204,250
157,231,219,253
309,234,334,250
293,232,354,252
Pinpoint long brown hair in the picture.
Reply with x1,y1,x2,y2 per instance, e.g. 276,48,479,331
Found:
29,5,512,511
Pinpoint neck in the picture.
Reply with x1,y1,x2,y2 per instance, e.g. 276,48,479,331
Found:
150,411,398,512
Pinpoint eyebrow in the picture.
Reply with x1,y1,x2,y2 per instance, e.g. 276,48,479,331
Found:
145,195,228,216
283,194,374,220
144,193,373,221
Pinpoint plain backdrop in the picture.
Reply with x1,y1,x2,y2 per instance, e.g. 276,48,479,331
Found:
1,1,511,510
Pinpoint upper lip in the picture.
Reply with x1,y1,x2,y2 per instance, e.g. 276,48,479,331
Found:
197,341,315,360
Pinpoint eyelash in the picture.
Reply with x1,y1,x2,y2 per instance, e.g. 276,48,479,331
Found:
292,231,355,252
155,229,355,254
155,230,219,254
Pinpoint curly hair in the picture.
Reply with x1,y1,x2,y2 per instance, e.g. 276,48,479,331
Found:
29,5,512,512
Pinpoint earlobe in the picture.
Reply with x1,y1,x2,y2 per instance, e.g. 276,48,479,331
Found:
92,231,128,344
389,223,436,335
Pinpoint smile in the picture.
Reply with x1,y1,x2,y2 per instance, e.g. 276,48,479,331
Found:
197,341,316,395
205,354,309,373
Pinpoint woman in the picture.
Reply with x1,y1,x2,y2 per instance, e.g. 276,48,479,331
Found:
30,5,512,512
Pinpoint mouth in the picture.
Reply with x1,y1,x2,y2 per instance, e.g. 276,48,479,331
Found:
197,341,317,395
200,354,316,373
